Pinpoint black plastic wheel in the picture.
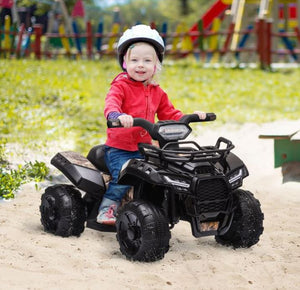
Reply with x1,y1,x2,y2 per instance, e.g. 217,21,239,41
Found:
40,184,87,237
215,189,264,248
116,200,171,262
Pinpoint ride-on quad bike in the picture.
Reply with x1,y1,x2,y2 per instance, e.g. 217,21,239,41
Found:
40,113,264,262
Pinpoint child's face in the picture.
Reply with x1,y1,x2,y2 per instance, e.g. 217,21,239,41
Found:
124,43,157,83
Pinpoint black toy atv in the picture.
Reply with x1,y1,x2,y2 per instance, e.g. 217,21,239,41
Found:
40,113,264,262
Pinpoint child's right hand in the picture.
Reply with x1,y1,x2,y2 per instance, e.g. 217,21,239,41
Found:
118,114,134,128
194,111,206,120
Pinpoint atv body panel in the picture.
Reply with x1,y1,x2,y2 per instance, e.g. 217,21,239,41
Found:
118,138,249,238
51,151,106,196
41,114,263,261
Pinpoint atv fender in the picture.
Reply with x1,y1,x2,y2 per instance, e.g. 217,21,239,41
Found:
51,151,106,195
224,152,248,175
118,159,165,186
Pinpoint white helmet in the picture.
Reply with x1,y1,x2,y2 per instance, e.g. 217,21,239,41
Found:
117,24,165,69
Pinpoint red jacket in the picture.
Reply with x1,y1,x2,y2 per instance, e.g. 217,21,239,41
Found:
104,72,184,151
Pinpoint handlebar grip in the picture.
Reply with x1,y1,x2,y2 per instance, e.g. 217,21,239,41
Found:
205,113,216,121
107,119,122,128
107,118,155,134
179,113,216,123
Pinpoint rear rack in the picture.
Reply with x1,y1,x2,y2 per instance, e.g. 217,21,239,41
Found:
139,137,234,164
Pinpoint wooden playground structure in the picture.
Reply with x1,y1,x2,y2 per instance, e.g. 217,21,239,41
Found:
0,0,300,68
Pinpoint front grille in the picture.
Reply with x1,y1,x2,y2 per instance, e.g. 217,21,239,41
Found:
185,178,229,215
196,178,228,202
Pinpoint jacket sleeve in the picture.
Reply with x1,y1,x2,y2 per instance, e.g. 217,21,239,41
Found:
156,90,184,121
104,84,124,119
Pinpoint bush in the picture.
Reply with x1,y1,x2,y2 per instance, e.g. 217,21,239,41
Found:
0,142,49,200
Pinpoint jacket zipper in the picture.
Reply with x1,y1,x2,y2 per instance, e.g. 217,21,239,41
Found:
144,85,150,120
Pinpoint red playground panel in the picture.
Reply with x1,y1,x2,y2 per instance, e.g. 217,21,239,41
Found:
190,0,230,41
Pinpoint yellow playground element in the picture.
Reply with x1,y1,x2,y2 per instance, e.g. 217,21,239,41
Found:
172,22,193,52
107,23,120,53
225,0,300,51
58,24,71,55
3,15,11,52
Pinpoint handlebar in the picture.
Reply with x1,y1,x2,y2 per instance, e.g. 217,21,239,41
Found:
107,113,216,129
107,113,217,145
179,113,216,123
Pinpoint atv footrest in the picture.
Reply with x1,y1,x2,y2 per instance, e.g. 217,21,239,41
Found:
86,219,116,232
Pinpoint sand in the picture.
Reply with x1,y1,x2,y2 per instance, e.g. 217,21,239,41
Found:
0,121,299,290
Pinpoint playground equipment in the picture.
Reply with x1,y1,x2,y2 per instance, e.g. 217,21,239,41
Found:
188,0,300,66
259,125,300,168
0,0,299,66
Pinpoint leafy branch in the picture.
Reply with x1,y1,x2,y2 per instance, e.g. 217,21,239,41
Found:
0,142,49,200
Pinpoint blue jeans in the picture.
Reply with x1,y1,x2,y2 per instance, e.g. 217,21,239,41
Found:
104,146,143,202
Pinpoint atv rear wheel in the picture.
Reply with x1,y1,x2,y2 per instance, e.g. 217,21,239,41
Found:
40,184,87,237
116,200,170,262
215,189,264,248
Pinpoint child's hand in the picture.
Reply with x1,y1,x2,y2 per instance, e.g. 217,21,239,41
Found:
118,114,134,128
194,111,206,120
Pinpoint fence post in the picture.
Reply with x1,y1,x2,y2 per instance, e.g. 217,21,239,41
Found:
16,23,25,58
220,22,235,57
72,20,82,56
86,21,92,59
3,15,11,56
34,24,43,60
197,19,204,52
265,20,272,68
257,19,268,69
294,27,300,43
161,22,168,46
96,21,103,55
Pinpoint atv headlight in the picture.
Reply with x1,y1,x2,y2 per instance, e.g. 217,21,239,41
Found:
164,176,190,191
228,168,247,189
158,124,191,141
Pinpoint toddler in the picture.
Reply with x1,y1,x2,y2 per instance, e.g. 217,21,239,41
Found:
97,24,206,225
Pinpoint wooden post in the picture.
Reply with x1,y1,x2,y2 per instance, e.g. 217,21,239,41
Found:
96,21,103,54
58,24,71,57
266,20,272,68
86,21,92,59
34,24,43,60
161,22,168,46
16,23,25,58
72,20,82,56
295,27,300,43
3,15,11,56
257,19,267,69
271,0,279,62
57,0,73,34
230,0,246,52
297,0,300,31
197,19,204,52
221,22,235,57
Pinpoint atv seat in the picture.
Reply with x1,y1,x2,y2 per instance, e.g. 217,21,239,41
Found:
87,145,110,174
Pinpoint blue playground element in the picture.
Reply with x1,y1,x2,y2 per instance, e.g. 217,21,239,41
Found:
279,29,298,61
96,21,103,53
72,21,82,54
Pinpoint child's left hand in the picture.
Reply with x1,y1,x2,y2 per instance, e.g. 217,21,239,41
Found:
194,111,206,120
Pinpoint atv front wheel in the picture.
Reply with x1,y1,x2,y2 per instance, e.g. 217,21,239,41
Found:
116,200,170,262
215,189,264,248
40,184,87,237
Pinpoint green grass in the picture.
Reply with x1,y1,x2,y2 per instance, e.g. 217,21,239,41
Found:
1,59,299,154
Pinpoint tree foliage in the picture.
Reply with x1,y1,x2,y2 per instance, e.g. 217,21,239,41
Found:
14,0,215,29
16,0,94,15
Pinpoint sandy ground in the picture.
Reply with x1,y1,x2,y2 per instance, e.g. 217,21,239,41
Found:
0,121,300,290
